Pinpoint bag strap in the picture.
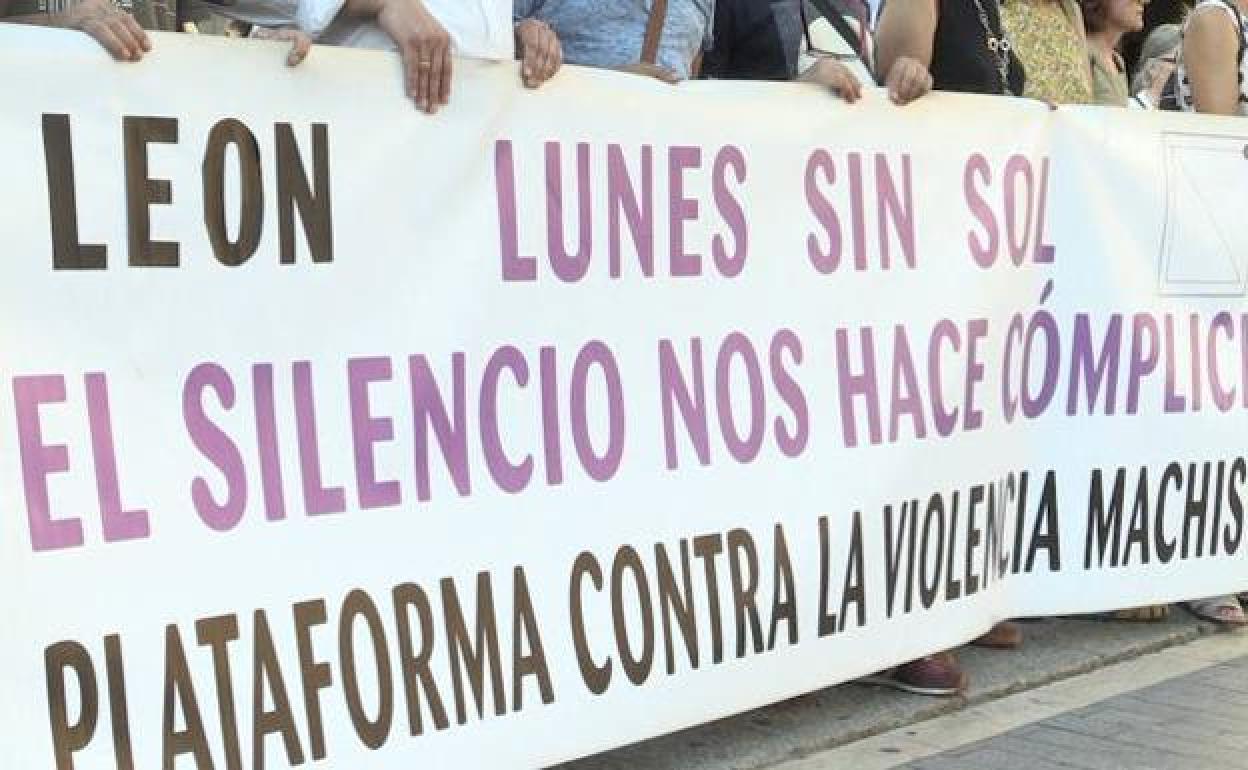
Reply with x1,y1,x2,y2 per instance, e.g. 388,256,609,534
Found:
806,0,864,61
641,0,670,65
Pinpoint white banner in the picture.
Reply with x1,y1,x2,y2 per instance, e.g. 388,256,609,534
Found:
2,26,1247,770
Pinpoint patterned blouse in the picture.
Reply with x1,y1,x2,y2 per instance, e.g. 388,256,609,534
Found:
1001,0,1095,104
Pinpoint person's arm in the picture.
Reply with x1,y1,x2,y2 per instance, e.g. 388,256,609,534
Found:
340,0,452,113
795,6,864,102
251,26,314,66
4,0,150,61
188,0,316,68
1183,6,1242,115
799,57,863,101
514,17,560,88
1130,55,1175,109
874,0,935,103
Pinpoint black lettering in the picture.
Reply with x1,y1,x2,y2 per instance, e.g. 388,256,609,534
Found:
511,567,554,709
839,511,866,631
162,625,213,770
1086,468,1126,568
43,114,106,269
203,118,264,266
45,640,98,770
611,546,655,684
123,116,179,267
768,524,798,649
393,583,450,734
339,589,394,750
655,541,699,673
726,529,763,657
442,573,506,723
276,123,333,264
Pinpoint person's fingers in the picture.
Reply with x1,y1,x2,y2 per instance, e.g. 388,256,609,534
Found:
437,42,452,106
404,41,427,107
910,68,929,101
636,62,676,83
829,71,849,101
847,71,862,101
119,13,150,54
288,32,311,66
895,63,928,104
517,36,532,82
893,65,912,99
885,63,904,102
902,65,924,101
539,33,559,82
830,73,846,100
530,34,548,84
520,49,535,87
111,15,147,59
521,36,540,86
422,42,442,112
85,19,130,61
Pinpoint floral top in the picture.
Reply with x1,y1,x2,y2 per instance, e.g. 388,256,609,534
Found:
1001,0,1095,104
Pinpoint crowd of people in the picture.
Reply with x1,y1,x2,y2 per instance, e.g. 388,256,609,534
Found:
5,0,1245,113
3,0,1247,696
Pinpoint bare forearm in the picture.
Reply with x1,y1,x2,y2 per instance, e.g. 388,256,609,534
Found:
1185,9,1241,115
1189,72,1239,115
876,0,937,78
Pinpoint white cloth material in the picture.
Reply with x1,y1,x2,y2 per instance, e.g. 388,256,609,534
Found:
797,14,874,85
1176,0,1248,115
208,0,515,59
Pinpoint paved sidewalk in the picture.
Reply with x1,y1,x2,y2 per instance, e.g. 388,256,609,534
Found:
776,631,1248,770
566,615,1221,770
900,652,1248,769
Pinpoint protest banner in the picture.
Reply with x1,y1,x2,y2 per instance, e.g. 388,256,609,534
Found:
2,25,1247,769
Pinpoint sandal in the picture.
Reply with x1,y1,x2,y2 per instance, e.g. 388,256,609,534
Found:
1186,596,1248,626
1110,605,1170,622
